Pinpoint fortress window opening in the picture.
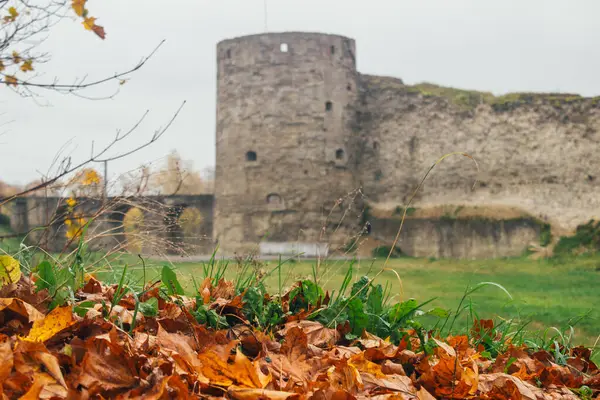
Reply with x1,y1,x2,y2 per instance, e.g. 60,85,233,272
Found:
246,151,257,162
226,49,231,58
280,43,288,52
330,45,336,55
335,149,345,160
325,101,333,111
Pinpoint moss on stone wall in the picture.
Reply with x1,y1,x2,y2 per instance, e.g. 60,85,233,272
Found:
409,83,600,111
406,83,495,110
363,75,600,112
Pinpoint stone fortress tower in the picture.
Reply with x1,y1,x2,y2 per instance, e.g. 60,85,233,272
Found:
214,32,362,254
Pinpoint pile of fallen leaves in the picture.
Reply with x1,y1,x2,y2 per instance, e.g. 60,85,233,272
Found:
0,271,599,399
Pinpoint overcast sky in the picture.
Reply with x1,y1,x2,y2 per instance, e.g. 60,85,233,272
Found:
3,0,600,186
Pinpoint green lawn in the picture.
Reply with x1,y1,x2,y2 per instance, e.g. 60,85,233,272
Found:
95,253,600,346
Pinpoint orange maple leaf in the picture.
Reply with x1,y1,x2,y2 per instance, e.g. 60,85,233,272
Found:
20,60,33,73
12,51,21,64
4,75,18,86
0,60,4,72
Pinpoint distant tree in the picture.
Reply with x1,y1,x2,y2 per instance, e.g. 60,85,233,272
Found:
1,0,161,97
119,151,214,196
0,0,184,207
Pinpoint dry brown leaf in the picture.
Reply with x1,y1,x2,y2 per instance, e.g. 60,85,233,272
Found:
157,326,202,377
198,347,269,388
18,372,66,399
123,374,191,400
478,373,580,400
213,278,235,299
13,340,66,389
228,385,301,399
361,372,417,396
416,387,437,400
381,360,406,376
280,320,339,348
0,298,44,322
0,334,13,382
326,362,363,395
281,326,308,362
74,336,138,394
348,352,386,378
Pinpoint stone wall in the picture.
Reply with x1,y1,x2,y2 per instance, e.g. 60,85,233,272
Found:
369,216,541,259
7,195,215,255
356,75,600,233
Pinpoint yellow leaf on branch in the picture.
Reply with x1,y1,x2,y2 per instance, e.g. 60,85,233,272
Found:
23,306,75,343
81,169,101,185
4,6,18,22
4,75,18,86
12,51,21,64
71,0,87,17
0,255,21,287
20,60,33,72
0,60,5,72
82,17,96,30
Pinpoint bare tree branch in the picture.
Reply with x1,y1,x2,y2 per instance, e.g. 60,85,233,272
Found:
0,100,186,205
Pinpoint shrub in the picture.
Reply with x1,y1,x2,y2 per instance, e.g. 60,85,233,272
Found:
394,206,416,216
372,245,403,258
554,220,600,255
539,223,552,247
